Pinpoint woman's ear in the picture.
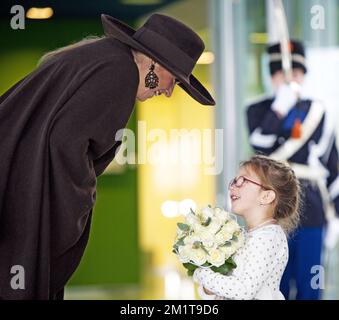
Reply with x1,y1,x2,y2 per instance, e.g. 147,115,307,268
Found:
261,190,276,205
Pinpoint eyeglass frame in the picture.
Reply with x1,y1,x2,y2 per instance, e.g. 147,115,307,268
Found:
228,175,269,190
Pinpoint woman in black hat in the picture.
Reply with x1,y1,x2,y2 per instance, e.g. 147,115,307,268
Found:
0,13,215,300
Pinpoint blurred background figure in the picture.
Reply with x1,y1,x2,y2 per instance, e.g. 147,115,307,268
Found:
246,40,339,299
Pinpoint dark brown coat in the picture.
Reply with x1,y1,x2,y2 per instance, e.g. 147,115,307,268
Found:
0,37,139,299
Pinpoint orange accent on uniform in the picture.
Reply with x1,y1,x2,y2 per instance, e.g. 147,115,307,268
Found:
291,118,302,139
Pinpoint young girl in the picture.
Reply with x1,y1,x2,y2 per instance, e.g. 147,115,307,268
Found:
193,155,301,300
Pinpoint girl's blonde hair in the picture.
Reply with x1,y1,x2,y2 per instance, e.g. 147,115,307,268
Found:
240,155,301,236
37,35,105,66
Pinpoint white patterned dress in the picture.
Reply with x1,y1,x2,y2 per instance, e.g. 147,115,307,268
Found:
193,224,288,300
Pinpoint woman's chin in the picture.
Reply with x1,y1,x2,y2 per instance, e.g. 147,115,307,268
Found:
136,92,152,102
136,96,147,102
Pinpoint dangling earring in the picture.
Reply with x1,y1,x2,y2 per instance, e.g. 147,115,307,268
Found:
145,62,159,89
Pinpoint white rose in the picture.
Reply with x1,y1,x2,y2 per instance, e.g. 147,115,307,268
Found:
189,248,207,266
183,235,200,245
224,220,240,234
192,222,204,233
201,237,215,248
201,207,214,221
196,228,212,241
215,227,233,245
219,244,236,259
185,212,198,226
202,240,214,248
214,207,222,215
215,208,230,222
193,229,213,248
196,229,209,240
178,245,192,263
206,219,222,234
207,248,226,267
214,232,226,246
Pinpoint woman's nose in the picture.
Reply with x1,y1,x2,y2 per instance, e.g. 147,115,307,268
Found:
165,87,173,97
165,91,172,97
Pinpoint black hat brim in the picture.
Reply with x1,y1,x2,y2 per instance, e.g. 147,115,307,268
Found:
101,14,215,106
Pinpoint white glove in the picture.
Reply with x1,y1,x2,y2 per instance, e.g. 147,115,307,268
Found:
272,83,298,117
324,217,339,250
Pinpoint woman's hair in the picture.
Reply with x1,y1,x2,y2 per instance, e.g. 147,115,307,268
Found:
240,154,302,236
37,35,105,66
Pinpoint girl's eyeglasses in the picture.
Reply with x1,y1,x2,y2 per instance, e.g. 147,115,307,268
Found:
228,176,268,190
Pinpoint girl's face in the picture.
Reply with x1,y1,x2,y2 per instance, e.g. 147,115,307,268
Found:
229,166,266,216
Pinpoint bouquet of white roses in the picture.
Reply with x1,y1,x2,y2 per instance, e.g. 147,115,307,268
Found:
172,206,244,276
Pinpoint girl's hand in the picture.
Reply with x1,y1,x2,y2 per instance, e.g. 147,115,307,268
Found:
203,287,215,295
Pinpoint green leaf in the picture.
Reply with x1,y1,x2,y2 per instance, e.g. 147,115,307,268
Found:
191,242,209,255
226,257,237,268
220,241,232,247
187,269,195,277
200,244,210,255
231,235,238,242
211,258,237,275
211,264,231,275
208,205,212,208
177,223,190,231
215,226,223,235
183,263,197,271
176,237,186,246
183,263,199,277
212,263,231,275
202,217,212,227
192,241,201,249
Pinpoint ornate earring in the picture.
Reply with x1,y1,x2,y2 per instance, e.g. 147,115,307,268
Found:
145,62,159,89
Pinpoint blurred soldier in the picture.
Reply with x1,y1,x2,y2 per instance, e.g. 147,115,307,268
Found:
246,40,339,300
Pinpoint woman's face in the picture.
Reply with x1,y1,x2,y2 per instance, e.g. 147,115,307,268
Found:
136,62,177,102
229,166,264,216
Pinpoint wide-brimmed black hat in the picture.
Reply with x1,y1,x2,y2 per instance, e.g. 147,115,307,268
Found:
267,40,307,75
101,13,215,106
